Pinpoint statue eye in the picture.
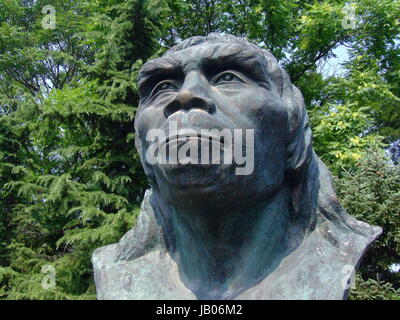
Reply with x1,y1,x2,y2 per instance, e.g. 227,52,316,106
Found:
214,72,244,85
151,81,177,96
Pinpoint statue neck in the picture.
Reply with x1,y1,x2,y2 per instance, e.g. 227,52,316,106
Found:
153,186,303,299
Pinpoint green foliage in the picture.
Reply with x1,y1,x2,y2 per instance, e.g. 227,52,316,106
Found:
0,0,399,299
0,0,163,299
349,275,400,300
335,147,400,289
310,104,383,175
0,0,93,95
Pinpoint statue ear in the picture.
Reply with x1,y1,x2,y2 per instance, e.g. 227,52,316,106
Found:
279,69,313,178
258,52,312,176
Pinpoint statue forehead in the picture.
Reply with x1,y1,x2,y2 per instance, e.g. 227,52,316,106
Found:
138,42,269,82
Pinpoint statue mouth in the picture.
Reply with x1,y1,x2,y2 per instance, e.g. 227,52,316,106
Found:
158,129,225,151
153,128,230,170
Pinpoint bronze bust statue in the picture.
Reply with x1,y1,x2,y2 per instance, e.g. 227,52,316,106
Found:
92,33,381,300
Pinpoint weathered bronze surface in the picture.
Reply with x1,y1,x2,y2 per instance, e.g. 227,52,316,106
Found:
92,34,381,300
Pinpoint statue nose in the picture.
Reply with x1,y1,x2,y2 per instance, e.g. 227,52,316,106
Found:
163,74,216,118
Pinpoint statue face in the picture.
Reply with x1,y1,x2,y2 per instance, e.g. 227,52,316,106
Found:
135,42,290,202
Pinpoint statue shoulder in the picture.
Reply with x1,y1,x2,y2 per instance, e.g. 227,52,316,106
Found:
92,243,119,270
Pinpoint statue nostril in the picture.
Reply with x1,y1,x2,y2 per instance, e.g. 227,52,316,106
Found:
190,97,207,110
163,101,182,118
164,94,216,118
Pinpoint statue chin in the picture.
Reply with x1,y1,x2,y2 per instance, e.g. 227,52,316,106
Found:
155,161,234,191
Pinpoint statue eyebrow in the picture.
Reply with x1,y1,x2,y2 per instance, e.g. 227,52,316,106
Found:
138,59,183,98
200,49,268,82
139,60,182,79
137,45,269,100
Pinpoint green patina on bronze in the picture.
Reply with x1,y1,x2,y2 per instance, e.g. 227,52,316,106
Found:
92,34,381,300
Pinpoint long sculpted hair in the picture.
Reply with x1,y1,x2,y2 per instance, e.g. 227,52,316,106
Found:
117,33,381,261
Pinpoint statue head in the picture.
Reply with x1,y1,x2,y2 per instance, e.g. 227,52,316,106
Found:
105,34,381,300
134,33,314,210
132,33,376,236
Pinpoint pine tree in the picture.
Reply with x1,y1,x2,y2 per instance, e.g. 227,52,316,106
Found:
0,0,167,299
336,147,400,296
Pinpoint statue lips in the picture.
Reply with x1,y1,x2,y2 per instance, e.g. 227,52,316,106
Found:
158,129,225,153
158,109,234,147
157,128,228,171
155,126,235,188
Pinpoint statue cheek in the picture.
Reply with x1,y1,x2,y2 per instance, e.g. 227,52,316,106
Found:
253,91,288,122
231,88,282,115
136,107,163,133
